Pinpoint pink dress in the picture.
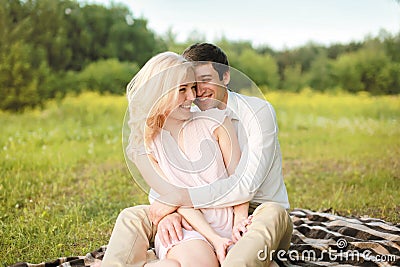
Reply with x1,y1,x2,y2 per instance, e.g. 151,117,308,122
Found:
149,108,234,259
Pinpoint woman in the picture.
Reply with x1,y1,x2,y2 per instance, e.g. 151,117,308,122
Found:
126,52,248,267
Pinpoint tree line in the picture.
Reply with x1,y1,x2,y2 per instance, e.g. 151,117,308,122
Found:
1,0,399,111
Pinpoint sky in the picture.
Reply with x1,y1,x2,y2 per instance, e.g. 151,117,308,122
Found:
81,0,400,50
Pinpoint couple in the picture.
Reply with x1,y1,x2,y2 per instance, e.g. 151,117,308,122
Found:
102,43,293,267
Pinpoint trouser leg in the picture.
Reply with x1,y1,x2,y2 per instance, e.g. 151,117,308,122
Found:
222,202,293,267
102,205,157,267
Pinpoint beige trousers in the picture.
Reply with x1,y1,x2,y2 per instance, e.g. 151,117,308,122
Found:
102,205,157,267
102,203,292,267
222,202,293,267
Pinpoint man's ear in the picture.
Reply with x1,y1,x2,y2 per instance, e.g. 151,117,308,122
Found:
222,71,230,86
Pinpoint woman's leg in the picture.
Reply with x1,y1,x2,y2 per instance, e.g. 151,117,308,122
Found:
167,239,219,267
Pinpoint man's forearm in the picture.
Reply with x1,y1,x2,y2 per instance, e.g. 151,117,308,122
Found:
149,200,178,225
135,154,193,206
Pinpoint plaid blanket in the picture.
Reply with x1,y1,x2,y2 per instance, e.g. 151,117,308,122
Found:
277,209,400,266
10,209,400,267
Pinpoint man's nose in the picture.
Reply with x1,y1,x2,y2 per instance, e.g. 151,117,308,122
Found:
196,82,206,96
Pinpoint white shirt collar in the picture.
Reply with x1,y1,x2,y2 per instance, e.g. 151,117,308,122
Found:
226,90,240,120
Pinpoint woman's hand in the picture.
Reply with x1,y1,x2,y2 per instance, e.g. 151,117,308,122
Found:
210,236,233,264
232,215,253,243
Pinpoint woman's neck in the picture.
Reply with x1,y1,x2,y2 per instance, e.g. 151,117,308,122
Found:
163,118,187,152
163,117,184,136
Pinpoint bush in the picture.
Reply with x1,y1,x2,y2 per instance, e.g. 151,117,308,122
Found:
331,44,399,95
0,41,50,112
75,59,139,94
236,49,279,90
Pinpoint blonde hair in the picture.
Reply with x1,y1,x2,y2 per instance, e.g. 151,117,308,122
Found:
126,52,193,161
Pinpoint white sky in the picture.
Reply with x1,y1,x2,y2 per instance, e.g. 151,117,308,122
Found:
81,0,400,50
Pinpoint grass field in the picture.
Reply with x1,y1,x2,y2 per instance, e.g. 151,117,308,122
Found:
1,91,399,265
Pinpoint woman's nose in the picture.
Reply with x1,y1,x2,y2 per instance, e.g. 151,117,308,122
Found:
187,88,195,100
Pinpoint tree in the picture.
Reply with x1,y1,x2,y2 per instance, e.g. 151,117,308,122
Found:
332,41,394,94
0,0,51,111
236,49,279,90
23,0,72,71
281,64,305,92
307,53,335,91
0,41,50,111
76,59,139,94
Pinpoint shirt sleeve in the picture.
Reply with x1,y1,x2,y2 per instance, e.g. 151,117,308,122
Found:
188,102,279,208
148,188,159,204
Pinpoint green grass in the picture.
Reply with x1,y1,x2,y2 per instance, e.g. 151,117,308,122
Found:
1,91,399,265
266,89,400,220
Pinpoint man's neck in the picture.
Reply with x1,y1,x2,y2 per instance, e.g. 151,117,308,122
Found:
217,90,229,110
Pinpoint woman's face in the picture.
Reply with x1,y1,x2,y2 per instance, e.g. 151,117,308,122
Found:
167,70,196,121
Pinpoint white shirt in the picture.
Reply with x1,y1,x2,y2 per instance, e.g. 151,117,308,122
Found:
188,91,290,209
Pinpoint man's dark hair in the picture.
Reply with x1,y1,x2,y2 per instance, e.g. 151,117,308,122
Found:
182,43,229,81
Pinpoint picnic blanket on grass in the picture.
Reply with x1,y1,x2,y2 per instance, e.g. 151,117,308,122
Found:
10,209,400,267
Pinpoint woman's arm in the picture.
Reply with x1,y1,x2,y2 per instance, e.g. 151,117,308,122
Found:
177,208,226,244
214,118,248,213
233,202,250,226
176,117,244,262
188,102,283,208
215,117,250,242
148,153,231,262
213,117,241,176
232,202,251,243
177,207,232,263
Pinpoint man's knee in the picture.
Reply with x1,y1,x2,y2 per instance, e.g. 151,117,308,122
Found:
114,205,155,241
253,202,288,222
117,205,150,223
251,202,293,248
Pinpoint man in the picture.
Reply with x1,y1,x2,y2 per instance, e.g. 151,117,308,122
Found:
102,43,292,267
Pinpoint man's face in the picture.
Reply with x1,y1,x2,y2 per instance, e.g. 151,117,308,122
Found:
194,63,229,111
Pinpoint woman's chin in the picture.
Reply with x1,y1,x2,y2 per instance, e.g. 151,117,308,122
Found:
168,110,191,121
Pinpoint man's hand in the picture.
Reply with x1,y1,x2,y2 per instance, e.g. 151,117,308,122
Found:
157,213,193,247
149,201,178,225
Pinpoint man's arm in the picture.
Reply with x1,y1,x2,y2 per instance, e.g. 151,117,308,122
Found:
134,152,193,225
156,212,193,247
188,102,278,208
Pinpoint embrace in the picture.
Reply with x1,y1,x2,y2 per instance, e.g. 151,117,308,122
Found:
102,43,293,267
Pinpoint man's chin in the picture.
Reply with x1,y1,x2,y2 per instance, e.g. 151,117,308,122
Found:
194,99,218,111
